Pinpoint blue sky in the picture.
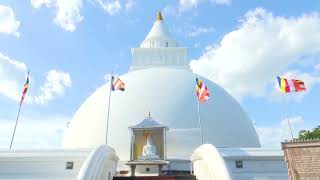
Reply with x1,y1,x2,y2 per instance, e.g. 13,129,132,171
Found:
0,0,319,149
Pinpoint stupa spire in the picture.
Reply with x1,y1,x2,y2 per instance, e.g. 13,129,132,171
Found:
130,11,188,71
157,11,163,21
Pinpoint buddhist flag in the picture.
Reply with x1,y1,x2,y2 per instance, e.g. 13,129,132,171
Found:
196,78,210,103
277,76,306,93
111,76,125,91
20,71,30,105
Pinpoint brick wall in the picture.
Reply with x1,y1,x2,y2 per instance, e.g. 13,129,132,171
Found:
282,139,320,180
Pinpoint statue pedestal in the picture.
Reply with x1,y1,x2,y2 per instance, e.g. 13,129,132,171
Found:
125,160,169,177
138,154,160,160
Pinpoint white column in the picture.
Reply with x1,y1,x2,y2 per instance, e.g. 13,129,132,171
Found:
130,129,134,160
163,128,167,160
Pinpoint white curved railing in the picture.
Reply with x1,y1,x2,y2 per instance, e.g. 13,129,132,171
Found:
191,144,231,180
77,145,119,180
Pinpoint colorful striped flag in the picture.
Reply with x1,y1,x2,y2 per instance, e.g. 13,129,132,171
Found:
20,71,30,105
196,78,210,103
111,76,125,91
277,76,306,93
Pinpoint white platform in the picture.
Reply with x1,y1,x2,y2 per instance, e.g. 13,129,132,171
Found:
221,148,288,179
0,145,119,180
0,149,91,180
192,145,289,180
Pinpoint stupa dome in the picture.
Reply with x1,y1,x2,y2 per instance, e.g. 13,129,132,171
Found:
63,68,261,159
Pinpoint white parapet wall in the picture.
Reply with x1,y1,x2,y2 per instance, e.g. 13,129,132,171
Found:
191,144,289,180
220,148,289,180
0,148,91,179
191,144,232,180
77,145,119,180
0,145,119,180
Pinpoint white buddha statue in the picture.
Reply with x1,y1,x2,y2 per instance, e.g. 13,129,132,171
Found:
138,134,160,160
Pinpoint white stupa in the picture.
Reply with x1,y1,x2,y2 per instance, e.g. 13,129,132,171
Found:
63,12,261,161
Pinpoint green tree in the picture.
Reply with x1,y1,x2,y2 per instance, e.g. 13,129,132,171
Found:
298,126,320,140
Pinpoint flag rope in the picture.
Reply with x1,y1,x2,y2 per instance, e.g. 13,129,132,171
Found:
10,70,29,149
281,93,294,140
105,72,113,145
9,104,22,149
197,99,204,145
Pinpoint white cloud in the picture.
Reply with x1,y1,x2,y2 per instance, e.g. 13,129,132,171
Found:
31,0,83,32
179,0,199,10
257,116,306,148
190,8,320,101
179,0,230,11
279,116,304,127
54,0,83,32
0,53,27,102
30,0,54,8
34,70,72,104
187,26,214,37
211,0,230,5
30,0,136,30
0,5,20,37
97,0,121,15
163,5,178,17
0,53,72,104
0,116,69,149
125,0,136,11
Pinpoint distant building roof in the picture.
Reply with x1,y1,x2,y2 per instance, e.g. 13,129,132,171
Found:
282,138,320,148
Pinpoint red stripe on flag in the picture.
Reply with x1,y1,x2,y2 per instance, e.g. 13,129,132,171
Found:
284,78,291,93
196,78,210,103
19,73,29,105
292,79,306,92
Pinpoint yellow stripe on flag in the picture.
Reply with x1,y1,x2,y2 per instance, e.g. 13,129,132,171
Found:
280,78,286,93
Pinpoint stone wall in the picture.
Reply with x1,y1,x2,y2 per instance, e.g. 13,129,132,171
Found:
282,139,320,180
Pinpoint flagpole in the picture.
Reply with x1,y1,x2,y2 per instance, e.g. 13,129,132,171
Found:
9,104,22,149
197,99,204,145
105,72,113,145
281,93,294,140
10,70,29,149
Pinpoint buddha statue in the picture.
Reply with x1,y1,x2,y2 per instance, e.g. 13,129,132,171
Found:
138,134,160,160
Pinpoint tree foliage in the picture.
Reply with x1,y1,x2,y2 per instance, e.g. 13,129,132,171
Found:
298,126,320,140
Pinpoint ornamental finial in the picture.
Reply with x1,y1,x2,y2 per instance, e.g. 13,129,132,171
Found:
157,11,163,21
